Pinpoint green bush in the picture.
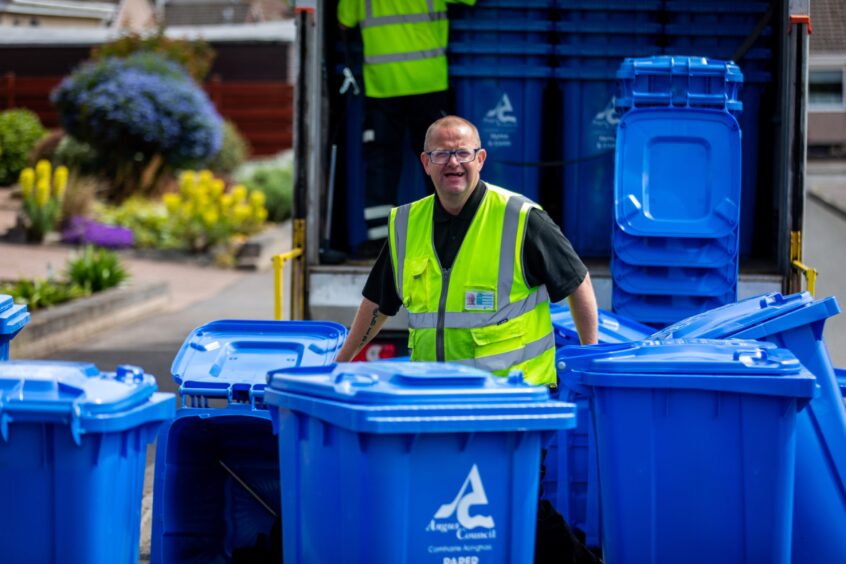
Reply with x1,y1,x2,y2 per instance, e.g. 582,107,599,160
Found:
0,278,84,310
65,246,130,293
237,163,292,223
91,30,216,82
207,120,250,175
54,134,100,175
0,109,46,186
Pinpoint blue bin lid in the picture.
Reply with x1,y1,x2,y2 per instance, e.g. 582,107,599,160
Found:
555,20,662,35
264,361,577,434
0,295,29,336
571,340,817,399
557,0,662,9
450,41,552,56
836,367,846,396
650,292,815,340
171,319,347,386
617,56,743,82
664,1,770,13
612,228,738,268
615,108,741,238
550,302,653,345
0,361,174,442
451,64,551,79
451,19,552,32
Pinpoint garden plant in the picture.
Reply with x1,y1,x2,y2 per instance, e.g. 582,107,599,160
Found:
0,109,45,186
95,170,268,263
1,246,129,311
19,160,68,242
51,53,223,202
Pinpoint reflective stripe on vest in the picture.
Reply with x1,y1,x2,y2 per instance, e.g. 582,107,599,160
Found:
407,286,550,329
452,332,555,373
364,47,448,65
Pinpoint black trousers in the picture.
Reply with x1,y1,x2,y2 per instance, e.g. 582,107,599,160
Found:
361,90,449,243
536,449,603,564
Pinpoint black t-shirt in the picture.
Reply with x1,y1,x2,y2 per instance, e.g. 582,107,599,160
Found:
363,182,588,316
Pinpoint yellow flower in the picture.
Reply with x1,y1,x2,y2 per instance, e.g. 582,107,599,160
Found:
233,204,251,223
210,179,225,199
202,208,219,226
230,185,247,205
35,159,51,183
19,168,34,199
162,193,181,214
254,207,268,223
35,179,50,206
179,171,196,195
249,190,266,207
198,169,214,188
220,193,234,210
53,166,69,199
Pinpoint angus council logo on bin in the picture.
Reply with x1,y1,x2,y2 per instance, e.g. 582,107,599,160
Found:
425,464,497,540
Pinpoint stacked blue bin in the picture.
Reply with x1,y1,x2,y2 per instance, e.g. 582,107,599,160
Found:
651,292,846,563
265,361,577,563
0,294,29,360
663,1,775,257
554,0,663,257
151,320,345,563
449,0,555,201
560,339,817,562
612,56,742,326
543,302,652,547
0,361,175,563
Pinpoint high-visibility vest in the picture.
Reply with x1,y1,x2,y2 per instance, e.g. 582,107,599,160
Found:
388,184,556,386
337,0,469,98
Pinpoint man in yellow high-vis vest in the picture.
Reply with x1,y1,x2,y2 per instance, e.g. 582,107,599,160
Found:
337,0,476,256
337,115,601,562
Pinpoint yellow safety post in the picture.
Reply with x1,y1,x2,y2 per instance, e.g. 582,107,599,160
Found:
272,219,307,320
272,249,303,320
790,231,818,297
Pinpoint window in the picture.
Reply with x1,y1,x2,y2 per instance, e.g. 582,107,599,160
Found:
809,69,844,110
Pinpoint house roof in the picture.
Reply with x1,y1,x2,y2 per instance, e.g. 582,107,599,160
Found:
0,19,295,44
163,0,249,26
810,0,846,54
0,0,116,21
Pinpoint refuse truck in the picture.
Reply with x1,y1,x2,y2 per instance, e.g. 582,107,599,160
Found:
278,0,814,354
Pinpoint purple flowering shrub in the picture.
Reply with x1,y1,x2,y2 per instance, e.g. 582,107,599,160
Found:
51,53,223,201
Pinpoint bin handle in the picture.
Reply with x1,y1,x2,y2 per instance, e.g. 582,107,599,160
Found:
334,372,378,391
733,349,767,365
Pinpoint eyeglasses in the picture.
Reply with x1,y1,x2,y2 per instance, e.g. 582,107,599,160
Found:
425,147,482,165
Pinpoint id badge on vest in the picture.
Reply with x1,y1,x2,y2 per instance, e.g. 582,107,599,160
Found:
464,287,496,312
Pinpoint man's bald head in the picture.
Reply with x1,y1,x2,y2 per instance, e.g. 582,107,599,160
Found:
423,116,481,151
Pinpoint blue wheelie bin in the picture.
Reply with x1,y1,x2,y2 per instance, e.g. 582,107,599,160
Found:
150,319,346,564
652,292,846,563
0,295,29,360
561,339,817,563
0,361,175,564
265,361,576,563
543,304,651,547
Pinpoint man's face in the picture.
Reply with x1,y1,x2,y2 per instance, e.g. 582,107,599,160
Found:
421,124,486,202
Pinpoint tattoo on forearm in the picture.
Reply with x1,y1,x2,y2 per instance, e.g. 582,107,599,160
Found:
356,310,380,354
